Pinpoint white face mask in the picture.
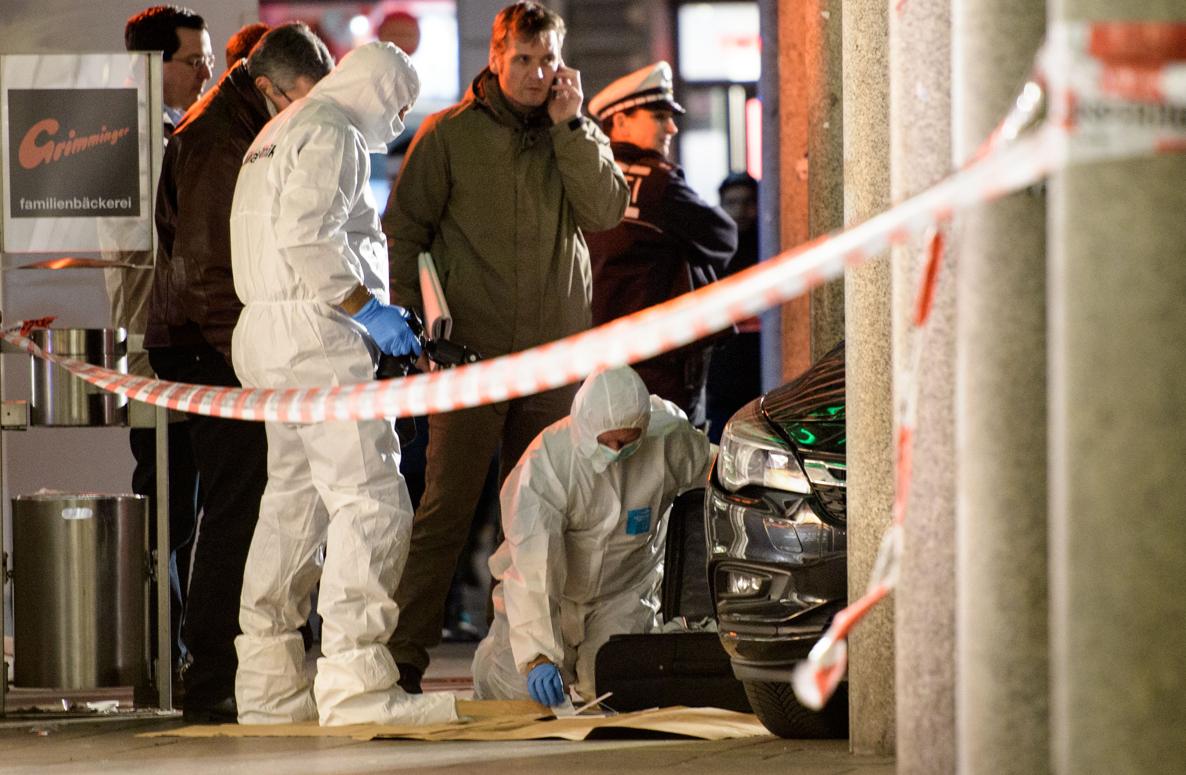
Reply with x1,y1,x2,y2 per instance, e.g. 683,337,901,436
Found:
389,111,406,139
595,437,643,467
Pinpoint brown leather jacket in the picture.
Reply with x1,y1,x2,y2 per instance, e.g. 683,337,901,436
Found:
146,62,271,360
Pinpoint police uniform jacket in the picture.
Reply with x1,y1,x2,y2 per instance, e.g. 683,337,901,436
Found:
585,142,736,410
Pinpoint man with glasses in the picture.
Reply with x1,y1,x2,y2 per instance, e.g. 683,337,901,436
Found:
125,5,214,127
148,22,334,723
103,4,213,698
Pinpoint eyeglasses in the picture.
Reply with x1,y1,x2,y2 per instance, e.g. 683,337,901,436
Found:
173,53,215,72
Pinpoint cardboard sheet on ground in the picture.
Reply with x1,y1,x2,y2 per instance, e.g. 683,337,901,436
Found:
141,701,769,742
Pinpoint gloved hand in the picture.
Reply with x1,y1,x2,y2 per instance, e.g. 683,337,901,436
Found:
351,297,422,357
527,662,566,707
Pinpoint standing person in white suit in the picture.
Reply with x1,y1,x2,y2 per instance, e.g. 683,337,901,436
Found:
228,41,456,727
472,365,712,705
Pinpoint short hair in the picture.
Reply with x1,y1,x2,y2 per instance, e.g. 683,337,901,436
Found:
490,2,565,56
719,171,758,197
247,23,334,91
226,22,270,68
124,5,206,60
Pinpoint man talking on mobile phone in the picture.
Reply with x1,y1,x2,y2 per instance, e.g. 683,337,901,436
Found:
382,1,629,693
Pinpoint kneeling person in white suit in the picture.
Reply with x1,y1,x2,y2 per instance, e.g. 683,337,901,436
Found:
472,365,712,705
229,41,456,726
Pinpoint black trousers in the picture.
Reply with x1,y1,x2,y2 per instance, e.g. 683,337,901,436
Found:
130,421,198,668
150,343,268,707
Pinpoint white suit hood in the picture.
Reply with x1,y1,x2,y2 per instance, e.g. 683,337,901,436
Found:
309,41,419,152
571,366,651,469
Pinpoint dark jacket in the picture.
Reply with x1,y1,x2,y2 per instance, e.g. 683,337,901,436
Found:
385,70,629,358
146,62,271,360
585,142,736,420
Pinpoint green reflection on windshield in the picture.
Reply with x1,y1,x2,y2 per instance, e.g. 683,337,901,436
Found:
792,426,817,445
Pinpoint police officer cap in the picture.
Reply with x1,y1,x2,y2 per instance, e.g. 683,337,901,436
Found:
588,61,686,122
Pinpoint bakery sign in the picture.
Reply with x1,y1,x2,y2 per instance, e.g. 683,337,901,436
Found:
2,53,155,253
7,88,140,218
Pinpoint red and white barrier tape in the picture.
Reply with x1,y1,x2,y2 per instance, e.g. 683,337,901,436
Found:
8,22,1179,428
791,229,941,710
792,20,1186,710
1,124,1062,424
1,24,1183,704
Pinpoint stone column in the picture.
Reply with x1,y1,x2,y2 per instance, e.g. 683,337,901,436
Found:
952,3,1049,774
1047,5,1186,774
776,0,812,382
889,2,956,773
805,0,845,358
842,0,895,756
775,0,845,382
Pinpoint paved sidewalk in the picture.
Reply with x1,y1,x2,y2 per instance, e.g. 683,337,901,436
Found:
0,717,894,775
1,644,894,774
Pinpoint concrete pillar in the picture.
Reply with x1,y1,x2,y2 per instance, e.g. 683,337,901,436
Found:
952,3,1049,774
842,0,895,756
889,2,955,773
1047,5,1186,774
776,0,812,382
775,0,845,379
804,0,845,359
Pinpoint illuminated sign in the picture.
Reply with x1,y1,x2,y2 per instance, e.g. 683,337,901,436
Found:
6,88,140,218
678,3,760,83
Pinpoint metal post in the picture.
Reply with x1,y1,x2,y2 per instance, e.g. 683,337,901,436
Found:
153,403,172,711
0,50,9,719
146,51,171,714
0,319,7,719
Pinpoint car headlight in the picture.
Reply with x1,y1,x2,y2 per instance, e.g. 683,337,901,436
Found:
718,399,811,494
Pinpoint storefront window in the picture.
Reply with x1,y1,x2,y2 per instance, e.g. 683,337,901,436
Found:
260,1,458,206
673,1,759,204
260,1,459,114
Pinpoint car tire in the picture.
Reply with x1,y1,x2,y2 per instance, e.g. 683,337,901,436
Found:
742,679,849,739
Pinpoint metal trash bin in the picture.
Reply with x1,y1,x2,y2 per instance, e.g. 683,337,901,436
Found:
11,493,150,689
29,328,128,426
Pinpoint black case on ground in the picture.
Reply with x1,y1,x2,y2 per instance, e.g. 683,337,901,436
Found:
594,631,751,713
594,488,751,713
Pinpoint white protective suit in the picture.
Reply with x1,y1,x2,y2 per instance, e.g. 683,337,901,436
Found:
228,42,456,727
472,366,712,701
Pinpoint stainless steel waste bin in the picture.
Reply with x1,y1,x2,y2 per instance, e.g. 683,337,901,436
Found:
11,493,150,689
29,328,128,426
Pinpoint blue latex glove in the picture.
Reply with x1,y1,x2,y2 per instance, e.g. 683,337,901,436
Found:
351,297,422,357
527,662,566,707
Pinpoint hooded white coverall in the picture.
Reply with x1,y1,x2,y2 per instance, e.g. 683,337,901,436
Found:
228,42,456,726
472,366,712,701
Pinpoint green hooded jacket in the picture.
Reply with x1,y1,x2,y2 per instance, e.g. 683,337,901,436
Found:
384,70,629,358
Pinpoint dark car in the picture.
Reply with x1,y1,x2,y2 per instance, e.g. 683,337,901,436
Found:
704,340,849,738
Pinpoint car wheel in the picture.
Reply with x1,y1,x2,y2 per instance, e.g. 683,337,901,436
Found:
742,679,849,739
